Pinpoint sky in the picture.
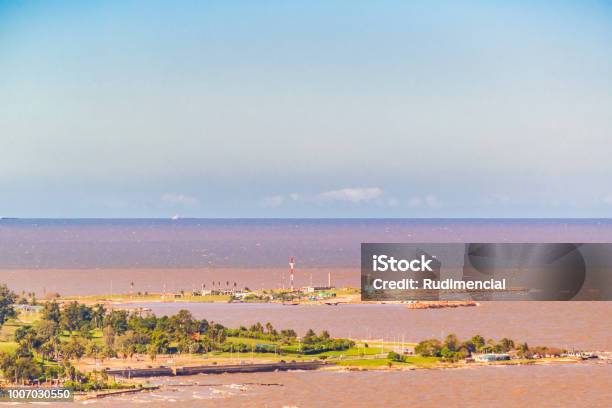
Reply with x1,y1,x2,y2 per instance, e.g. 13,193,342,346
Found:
1,0,612,218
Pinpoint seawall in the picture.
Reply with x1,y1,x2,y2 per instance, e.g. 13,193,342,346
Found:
106,361,327,378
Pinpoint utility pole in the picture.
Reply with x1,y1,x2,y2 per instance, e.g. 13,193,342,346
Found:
289,257,295,291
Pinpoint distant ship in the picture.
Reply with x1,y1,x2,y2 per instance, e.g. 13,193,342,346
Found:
171,214,180,220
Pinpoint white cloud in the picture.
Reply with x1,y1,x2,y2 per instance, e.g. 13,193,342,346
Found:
404,195,442,209
482,194,511,206
386,197,400,207
260,195,285,208
424,194,442,208
317,187,384,203
260,187,400,208
161,193,199,207
406,197,423,208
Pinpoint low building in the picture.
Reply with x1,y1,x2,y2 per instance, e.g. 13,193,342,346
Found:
12,304,44,313
473,353,510,362
302,286,334,293
194,288,241,296
233,291,252,299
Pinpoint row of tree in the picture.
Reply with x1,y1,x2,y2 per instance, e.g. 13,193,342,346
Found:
0,296,353,384
415,334,561,361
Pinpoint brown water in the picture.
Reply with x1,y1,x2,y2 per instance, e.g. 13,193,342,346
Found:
3,218,612,295
116,302,612,350
67,363,612,407
0,267,356,295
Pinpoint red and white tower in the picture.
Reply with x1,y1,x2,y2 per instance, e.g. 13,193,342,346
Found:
289,257,295,291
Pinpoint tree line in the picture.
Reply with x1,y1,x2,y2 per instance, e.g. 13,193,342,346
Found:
412,334,562,361
0,297,353,385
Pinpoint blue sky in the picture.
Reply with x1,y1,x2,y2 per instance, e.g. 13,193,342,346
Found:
1,0,612,217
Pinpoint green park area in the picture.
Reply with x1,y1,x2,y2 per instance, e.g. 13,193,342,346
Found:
58,286,361,306
60,292,232,304
0,283,394,389
0,283,575,393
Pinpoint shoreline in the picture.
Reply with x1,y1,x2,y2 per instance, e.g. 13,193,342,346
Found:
93,356,594,380
329,356,592,372
58,292,481,308
18,357,609,402
74,385,160,401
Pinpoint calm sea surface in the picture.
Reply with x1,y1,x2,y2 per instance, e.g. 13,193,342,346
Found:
2,218,612,293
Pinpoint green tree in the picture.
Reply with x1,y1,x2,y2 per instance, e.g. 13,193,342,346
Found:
148,344,158,362
0,284,17,327
62,339,86,361
498,338,515,352
302,328,317,345
444,334,459,352
150,330,169,354
41,301,61,323
168,310,197,339
471,335,485,351
249,322,264,334
516,342,529,357
387,351,404,362
461,340,476,353
105,310,128,334
0,352,41,385
60,302,82,334
91,304,106,329
40,340,57,363
34,320,59,343
115,331,138,359
103,326,116,348
14,357,42,384
415,339,443,357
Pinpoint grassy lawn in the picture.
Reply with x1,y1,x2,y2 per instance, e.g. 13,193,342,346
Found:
13,311,41,324
225,336,280,346
0,342,18,353
319,346,388,358
335,358,393,367
333,288,360,296
0,311,43,342
206,351,292,361
401,355,440,365
335,355,440,367
0,307,441,372
223,341,387,360
0,310,44,354
0,323,19,342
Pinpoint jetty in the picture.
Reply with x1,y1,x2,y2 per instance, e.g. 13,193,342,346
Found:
75,386,161,401
106,361,327,378
406,300,479,309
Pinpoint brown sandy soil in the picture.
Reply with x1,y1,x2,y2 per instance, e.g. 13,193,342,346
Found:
74,354,584,375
